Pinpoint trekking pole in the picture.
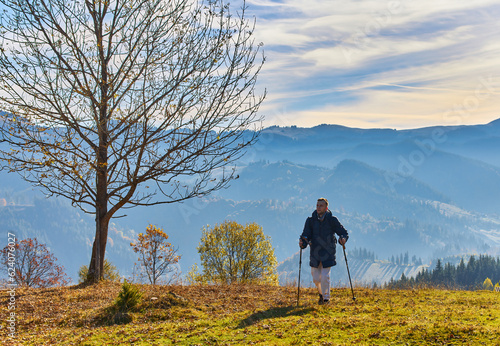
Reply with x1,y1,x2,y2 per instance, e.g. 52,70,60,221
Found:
297,246,303,307
297,236,310,307
342,243,356,301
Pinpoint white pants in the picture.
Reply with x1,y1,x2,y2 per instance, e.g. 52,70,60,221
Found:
311,262,331,300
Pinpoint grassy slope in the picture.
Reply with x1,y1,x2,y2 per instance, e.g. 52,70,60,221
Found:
2,282,500,345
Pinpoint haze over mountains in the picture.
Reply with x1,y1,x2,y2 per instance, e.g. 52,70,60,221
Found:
1,118,500,285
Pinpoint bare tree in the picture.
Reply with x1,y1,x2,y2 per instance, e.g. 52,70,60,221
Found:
1,238,70,288
0,0,265,282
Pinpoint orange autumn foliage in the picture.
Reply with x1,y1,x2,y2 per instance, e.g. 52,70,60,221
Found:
130,225,180,285
1,238,69,288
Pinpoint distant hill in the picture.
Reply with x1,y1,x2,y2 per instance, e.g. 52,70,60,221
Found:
342,141,500,214
248,119,500,169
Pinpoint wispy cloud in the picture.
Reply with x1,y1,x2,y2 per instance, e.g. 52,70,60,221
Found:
247,0,500,129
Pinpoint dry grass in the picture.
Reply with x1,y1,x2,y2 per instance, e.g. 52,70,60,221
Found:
1,282,500,345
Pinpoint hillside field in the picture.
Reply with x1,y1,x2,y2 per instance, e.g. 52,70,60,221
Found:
1,282,499,345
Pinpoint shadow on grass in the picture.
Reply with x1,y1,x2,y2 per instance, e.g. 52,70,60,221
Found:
93,306,133,326
237,305,313,328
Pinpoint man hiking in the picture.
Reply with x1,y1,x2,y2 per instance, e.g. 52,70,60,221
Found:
299,197,349,304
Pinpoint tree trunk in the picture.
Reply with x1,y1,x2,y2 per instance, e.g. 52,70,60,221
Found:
86,125,109,282
86,139,109,282
87,169,109,282
87,212,109,283
87,88,109,282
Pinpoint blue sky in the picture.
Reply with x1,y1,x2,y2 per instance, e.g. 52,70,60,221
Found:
246,0,500,129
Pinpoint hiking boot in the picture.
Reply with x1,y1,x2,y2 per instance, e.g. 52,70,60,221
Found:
323,299,330,304
318,294,324,304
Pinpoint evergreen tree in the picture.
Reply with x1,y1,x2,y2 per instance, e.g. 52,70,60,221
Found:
400,272,408,288
389,255,500,291
443,262,456,288
432,259,444,285
456,258,467,288
466,256,478,289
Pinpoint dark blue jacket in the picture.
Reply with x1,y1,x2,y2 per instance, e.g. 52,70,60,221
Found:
300,209,349,268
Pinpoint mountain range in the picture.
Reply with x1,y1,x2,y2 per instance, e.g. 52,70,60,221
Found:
1,118,500,286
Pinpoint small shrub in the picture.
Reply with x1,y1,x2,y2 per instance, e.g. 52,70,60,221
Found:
78,259,120,283
114,280,142,311
99,280,143,325
483,277,493,291
185,263,207,285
